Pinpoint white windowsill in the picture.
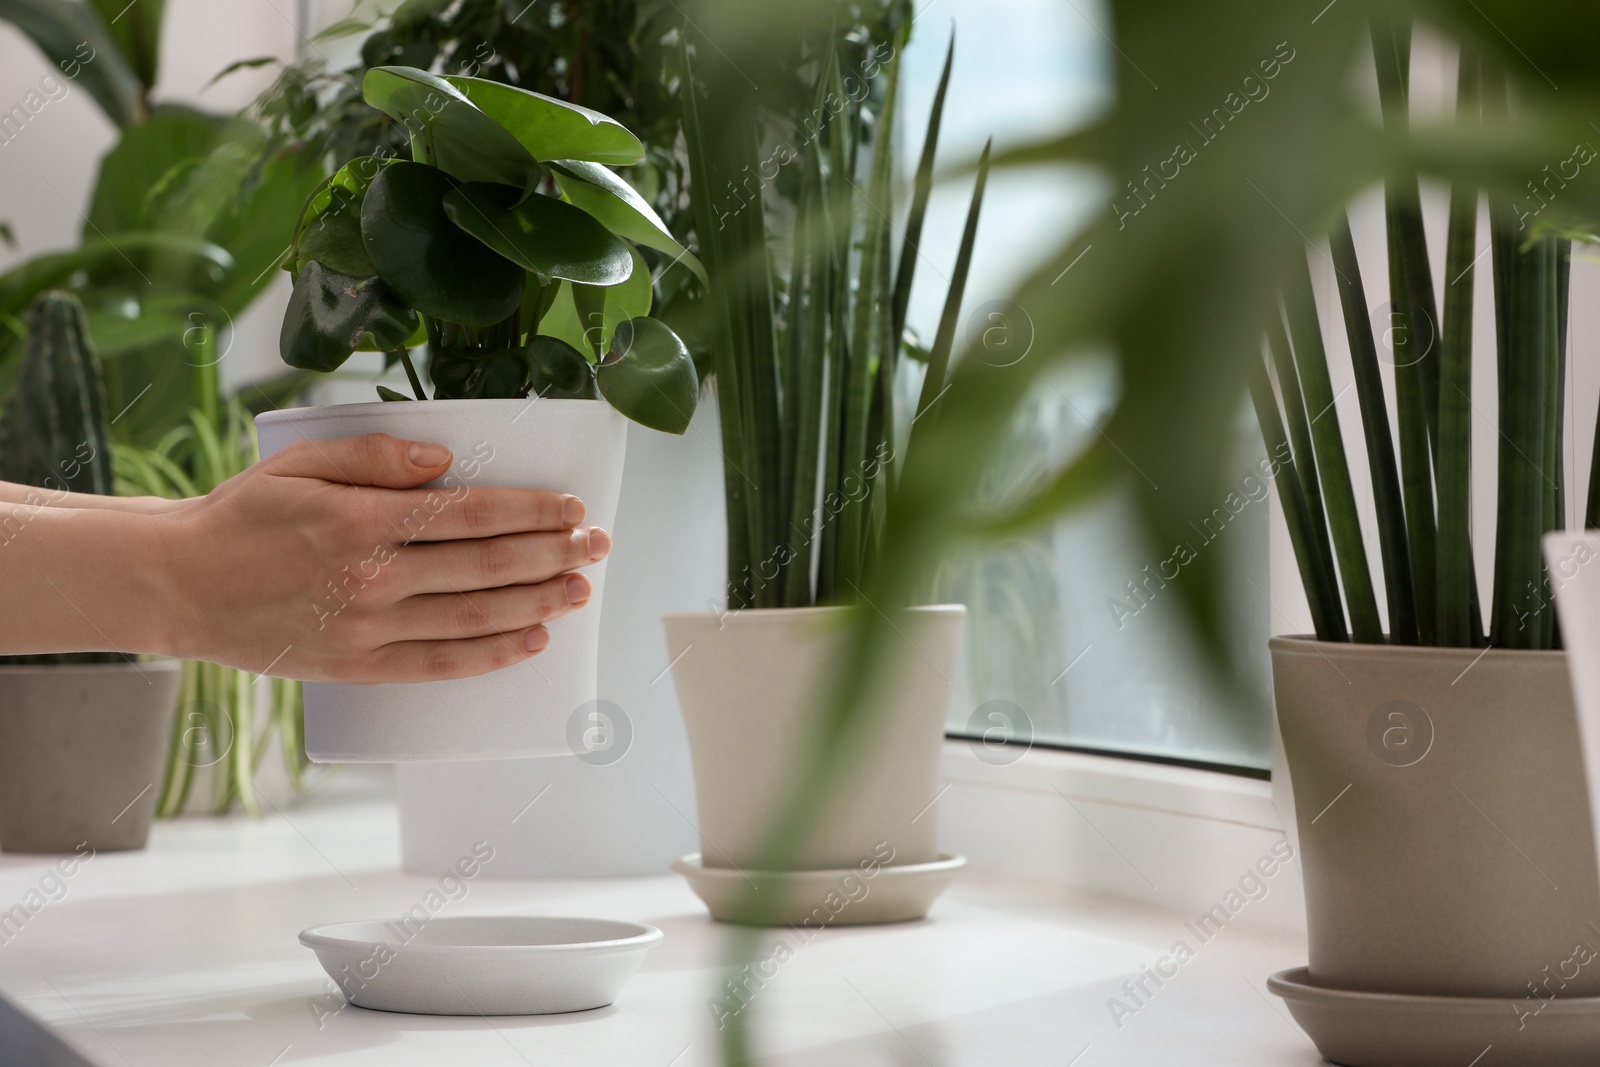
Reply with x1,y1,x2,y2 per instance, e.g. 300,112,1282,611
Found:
0,748,1320,1065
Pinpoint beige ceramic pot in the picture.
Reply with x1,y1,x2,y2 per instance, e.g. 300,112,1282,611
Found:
0,659,181,852
1271,636,1600,998
664,605,964,873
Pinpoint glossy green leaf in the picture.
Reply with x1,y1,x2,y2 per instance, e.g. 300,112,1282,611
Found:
360,161,523,326
597,317,697,434
294,157,397,278
362,66,537,187
280,262,417,372
443,75,643,165
442,183,633,286
537,246,652,356
525,335,599,399
551,160,706,284
429,346,528,399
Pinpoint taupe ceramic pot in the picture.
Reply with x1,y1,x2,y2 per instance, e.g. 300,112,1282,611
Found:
1272,636,1600,997
0,660,180,852
665,606,964,872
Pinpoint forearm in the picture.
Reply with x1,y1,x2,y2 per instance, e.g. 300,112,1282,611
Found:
0,503,178,657
0,480,189,515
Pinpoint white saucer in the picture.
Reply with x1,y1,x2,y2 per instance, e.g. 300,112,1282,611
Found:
300,915,661,1016
672,852,965,926
1269,966,1600,1067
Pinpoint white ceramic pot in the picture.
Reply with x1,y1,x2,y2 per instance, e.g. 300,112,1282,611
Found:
255,399,626,762
664,605,965,871
394,406,723,876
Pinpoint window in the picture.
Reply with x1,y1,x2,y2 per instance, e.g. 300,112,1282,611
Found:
903,0,1273,772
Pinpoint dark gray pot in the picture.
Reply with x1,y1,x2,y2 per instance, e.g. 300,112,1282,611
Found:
1272,636,1600,997
0,660,180,852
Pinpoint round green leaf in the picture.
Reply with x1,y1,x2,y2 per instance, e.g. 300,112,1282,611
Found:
597,317,698,434
442,183,634,287
525,336,599,400
429,346,531,400
550,160,706,285
294,157,396,277
361,162,524,327
362,66,537,187
280,262,418,372
537,247,654,356
442,76,644,165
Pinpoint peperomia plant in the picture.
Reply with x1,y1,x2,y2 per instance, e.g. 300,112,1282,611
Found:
279,65,703,434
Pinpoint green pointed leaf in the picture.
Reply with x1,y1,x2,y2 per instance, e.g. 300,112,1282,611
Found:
280,262,417,372
443,75,643,165
361,161,523,326
86,105,222,235
429,346,530,399
88,0,163,91
597,317,697,434
442,183,633,286
551,160,706,284
362,66,537,187
376,385,413,401
525,335,599,399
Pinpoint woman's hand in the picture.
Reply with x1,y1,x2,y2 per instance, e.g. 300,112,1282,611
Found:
154,433,612,683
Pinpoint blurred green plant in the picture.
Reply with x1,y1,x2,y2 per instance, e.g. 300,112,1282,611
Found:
0,0,325,447
688,0,1600,1061
113,397,308,815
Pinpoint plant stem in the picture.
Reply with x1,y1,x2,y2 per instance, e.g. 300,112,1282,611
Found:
395,349,427,401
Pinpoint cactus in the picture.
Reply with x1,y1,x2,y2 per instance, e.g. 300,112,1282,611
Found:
0,290,121,665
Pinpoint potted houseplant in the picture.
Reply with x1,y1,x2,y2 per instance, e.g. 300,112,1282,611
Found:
257,64,701,762
663,27,985,923
0,292,181,852
1257,24,1600,1066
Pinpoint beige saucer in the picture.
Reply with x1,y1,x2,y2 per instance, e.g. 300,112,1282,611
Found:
1269,966,1600,1067
672,852,965,926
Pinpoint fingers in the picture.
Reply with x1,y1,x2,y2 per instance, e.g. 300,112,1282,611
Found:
395,527,611,594
364,626,552,684
266,433,452,489
394,573,592,640
381,486,587,542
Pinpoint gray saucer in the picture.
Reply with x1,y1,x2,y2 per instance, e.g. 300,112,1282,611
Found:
1269,966,1600,1067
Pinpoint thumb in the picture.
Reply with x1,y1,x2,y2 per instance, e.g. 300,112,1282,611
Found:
266,433,452,489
